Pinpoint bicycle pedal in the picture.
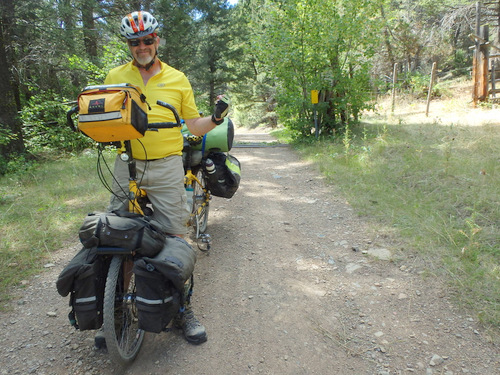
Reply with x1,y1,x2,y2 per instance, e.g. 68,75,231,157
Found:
197,233,211,252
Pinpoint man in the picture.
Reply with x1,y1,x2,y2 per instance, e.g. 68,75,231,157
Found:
102,10,230,345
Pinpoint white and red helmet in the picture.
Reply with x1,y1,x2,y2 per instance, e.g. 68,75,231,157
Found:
120,11,159,39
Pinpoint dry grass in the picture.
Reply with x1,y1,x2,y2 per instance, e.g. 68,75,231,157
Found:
370,76,500,128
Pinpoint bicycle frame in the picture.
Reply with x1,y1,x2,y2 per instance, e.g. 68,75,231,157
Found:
185,169,210,222
182,132,212,250
126,147,211,250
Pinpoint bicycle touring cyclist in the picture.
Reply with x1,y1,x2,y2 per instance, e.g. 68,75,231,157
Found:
97,10,230,346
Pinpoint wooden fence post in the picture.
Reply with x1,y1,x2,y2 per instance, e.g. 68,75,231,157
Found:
492,61,496,99
473,1,481,106
480,25,490,101
426,62,437,117
392,63,398,113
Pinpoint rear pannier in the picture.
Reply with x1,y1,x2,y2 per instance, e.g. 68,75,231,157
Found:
78,211,166,257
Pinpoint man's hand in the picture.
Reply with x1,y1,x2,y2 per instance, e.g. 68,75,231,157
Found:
212,95,231,125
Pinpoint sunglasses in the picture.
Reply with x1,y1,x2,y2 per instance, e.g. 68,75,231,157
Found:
128,37,156,47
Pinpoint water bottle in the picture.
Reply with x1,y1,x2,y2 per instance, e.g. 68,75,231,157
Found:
185,185,194,208
205,158,216,175
205,158,222,187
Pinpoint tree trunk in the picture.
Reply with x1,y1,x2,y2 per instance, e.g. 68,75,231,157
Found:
59,0,76,52
209,57,217,107
380,5,395,68
0,0,26,159
81,0,98,61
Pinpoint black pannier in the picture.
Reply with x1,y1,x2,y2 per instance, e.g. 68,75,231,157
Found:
56,247,108,330
205,152,241,199
133,236,197,333
78,211,166,257
132,264,181,333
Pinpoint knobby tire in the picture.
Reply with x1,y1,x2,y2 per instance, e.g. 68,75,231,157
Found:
103,255,144,366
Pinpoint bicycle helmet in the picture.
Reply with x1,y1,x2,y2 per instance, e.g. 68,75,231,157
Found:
120,11,159,39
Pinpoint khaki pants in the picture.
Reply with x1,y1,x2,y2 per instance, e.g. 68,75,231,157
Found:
108,154,190,235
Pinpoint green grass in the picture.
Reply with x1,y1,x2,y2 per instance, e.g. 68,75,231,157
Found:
0,150,113,307
273,119,499,331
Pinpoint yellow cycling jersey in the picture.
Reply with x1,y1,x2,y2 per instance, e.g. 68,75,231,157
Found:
104,60,200,160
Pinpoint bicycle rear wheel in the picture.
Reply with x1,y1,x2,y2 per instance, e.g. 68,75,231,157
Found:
192,168,210,237
103,255,144,366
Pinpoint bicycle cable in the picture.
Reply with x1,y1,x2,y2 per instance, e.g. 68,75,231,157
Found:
94,144,130,207
94,140,151,212
96,145,115,195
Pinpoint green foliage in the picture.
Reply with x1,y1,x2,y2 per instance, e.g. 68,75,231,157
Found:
0,154,36,176
375,0,475,79
14,37,131,162
228,2,278,127
442,48,472,76
0,127,18,147
190,0,243,107
67,40,131,86
397,71,442,98
20,92,92,154
155,0,198,70
3,0,477,142
1,0,483,159
248,0,383,136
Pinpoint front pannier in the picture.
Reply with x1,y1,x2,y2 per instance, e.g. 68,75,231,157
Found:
56,247,108,330
205,152,241,199
133,236,197,333
132,264,181,333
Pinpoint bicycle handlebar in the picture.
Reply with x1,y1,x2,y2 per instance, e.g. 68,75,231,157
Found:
147,122,180,129
156,101,181,126
66,106,78,132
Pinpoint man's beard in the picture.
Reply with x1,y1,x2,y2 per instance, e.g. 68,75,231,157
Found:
135,54,154,66
133,48,158,71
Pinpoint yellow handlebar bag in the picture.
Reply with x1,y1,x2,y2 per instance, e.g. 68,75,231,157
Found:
77,83,149,142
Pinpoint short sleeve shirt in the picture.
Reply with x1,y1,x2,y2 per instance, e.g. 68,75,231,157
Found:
104,60,200,160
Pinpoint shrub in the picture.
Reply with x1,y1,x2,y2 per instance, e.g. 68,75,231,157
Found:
20,92,92,153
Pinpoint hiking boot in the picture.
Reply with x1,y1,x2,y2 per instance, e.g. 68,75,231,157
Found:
175,306,207,344
94,328,106,349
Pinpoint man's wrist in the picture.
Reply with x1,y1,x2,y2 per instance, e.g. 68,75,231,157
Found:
211,114,224,125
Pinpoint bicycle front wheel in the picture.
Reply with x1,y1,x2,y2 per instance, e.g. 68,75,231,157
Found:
192,168,210,237
103,255,144,366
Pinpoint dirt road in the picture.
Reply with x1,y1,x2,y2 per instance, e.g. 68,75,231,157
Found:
1,127,499,375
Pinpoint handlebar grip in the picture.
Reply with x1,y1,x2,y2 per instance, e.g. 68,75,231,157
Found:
156,100,181,126
66,106,78,132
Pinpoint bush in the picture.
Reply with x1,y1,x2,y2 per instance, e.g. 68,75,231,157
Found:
20,92,92,153
0,154,36,175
